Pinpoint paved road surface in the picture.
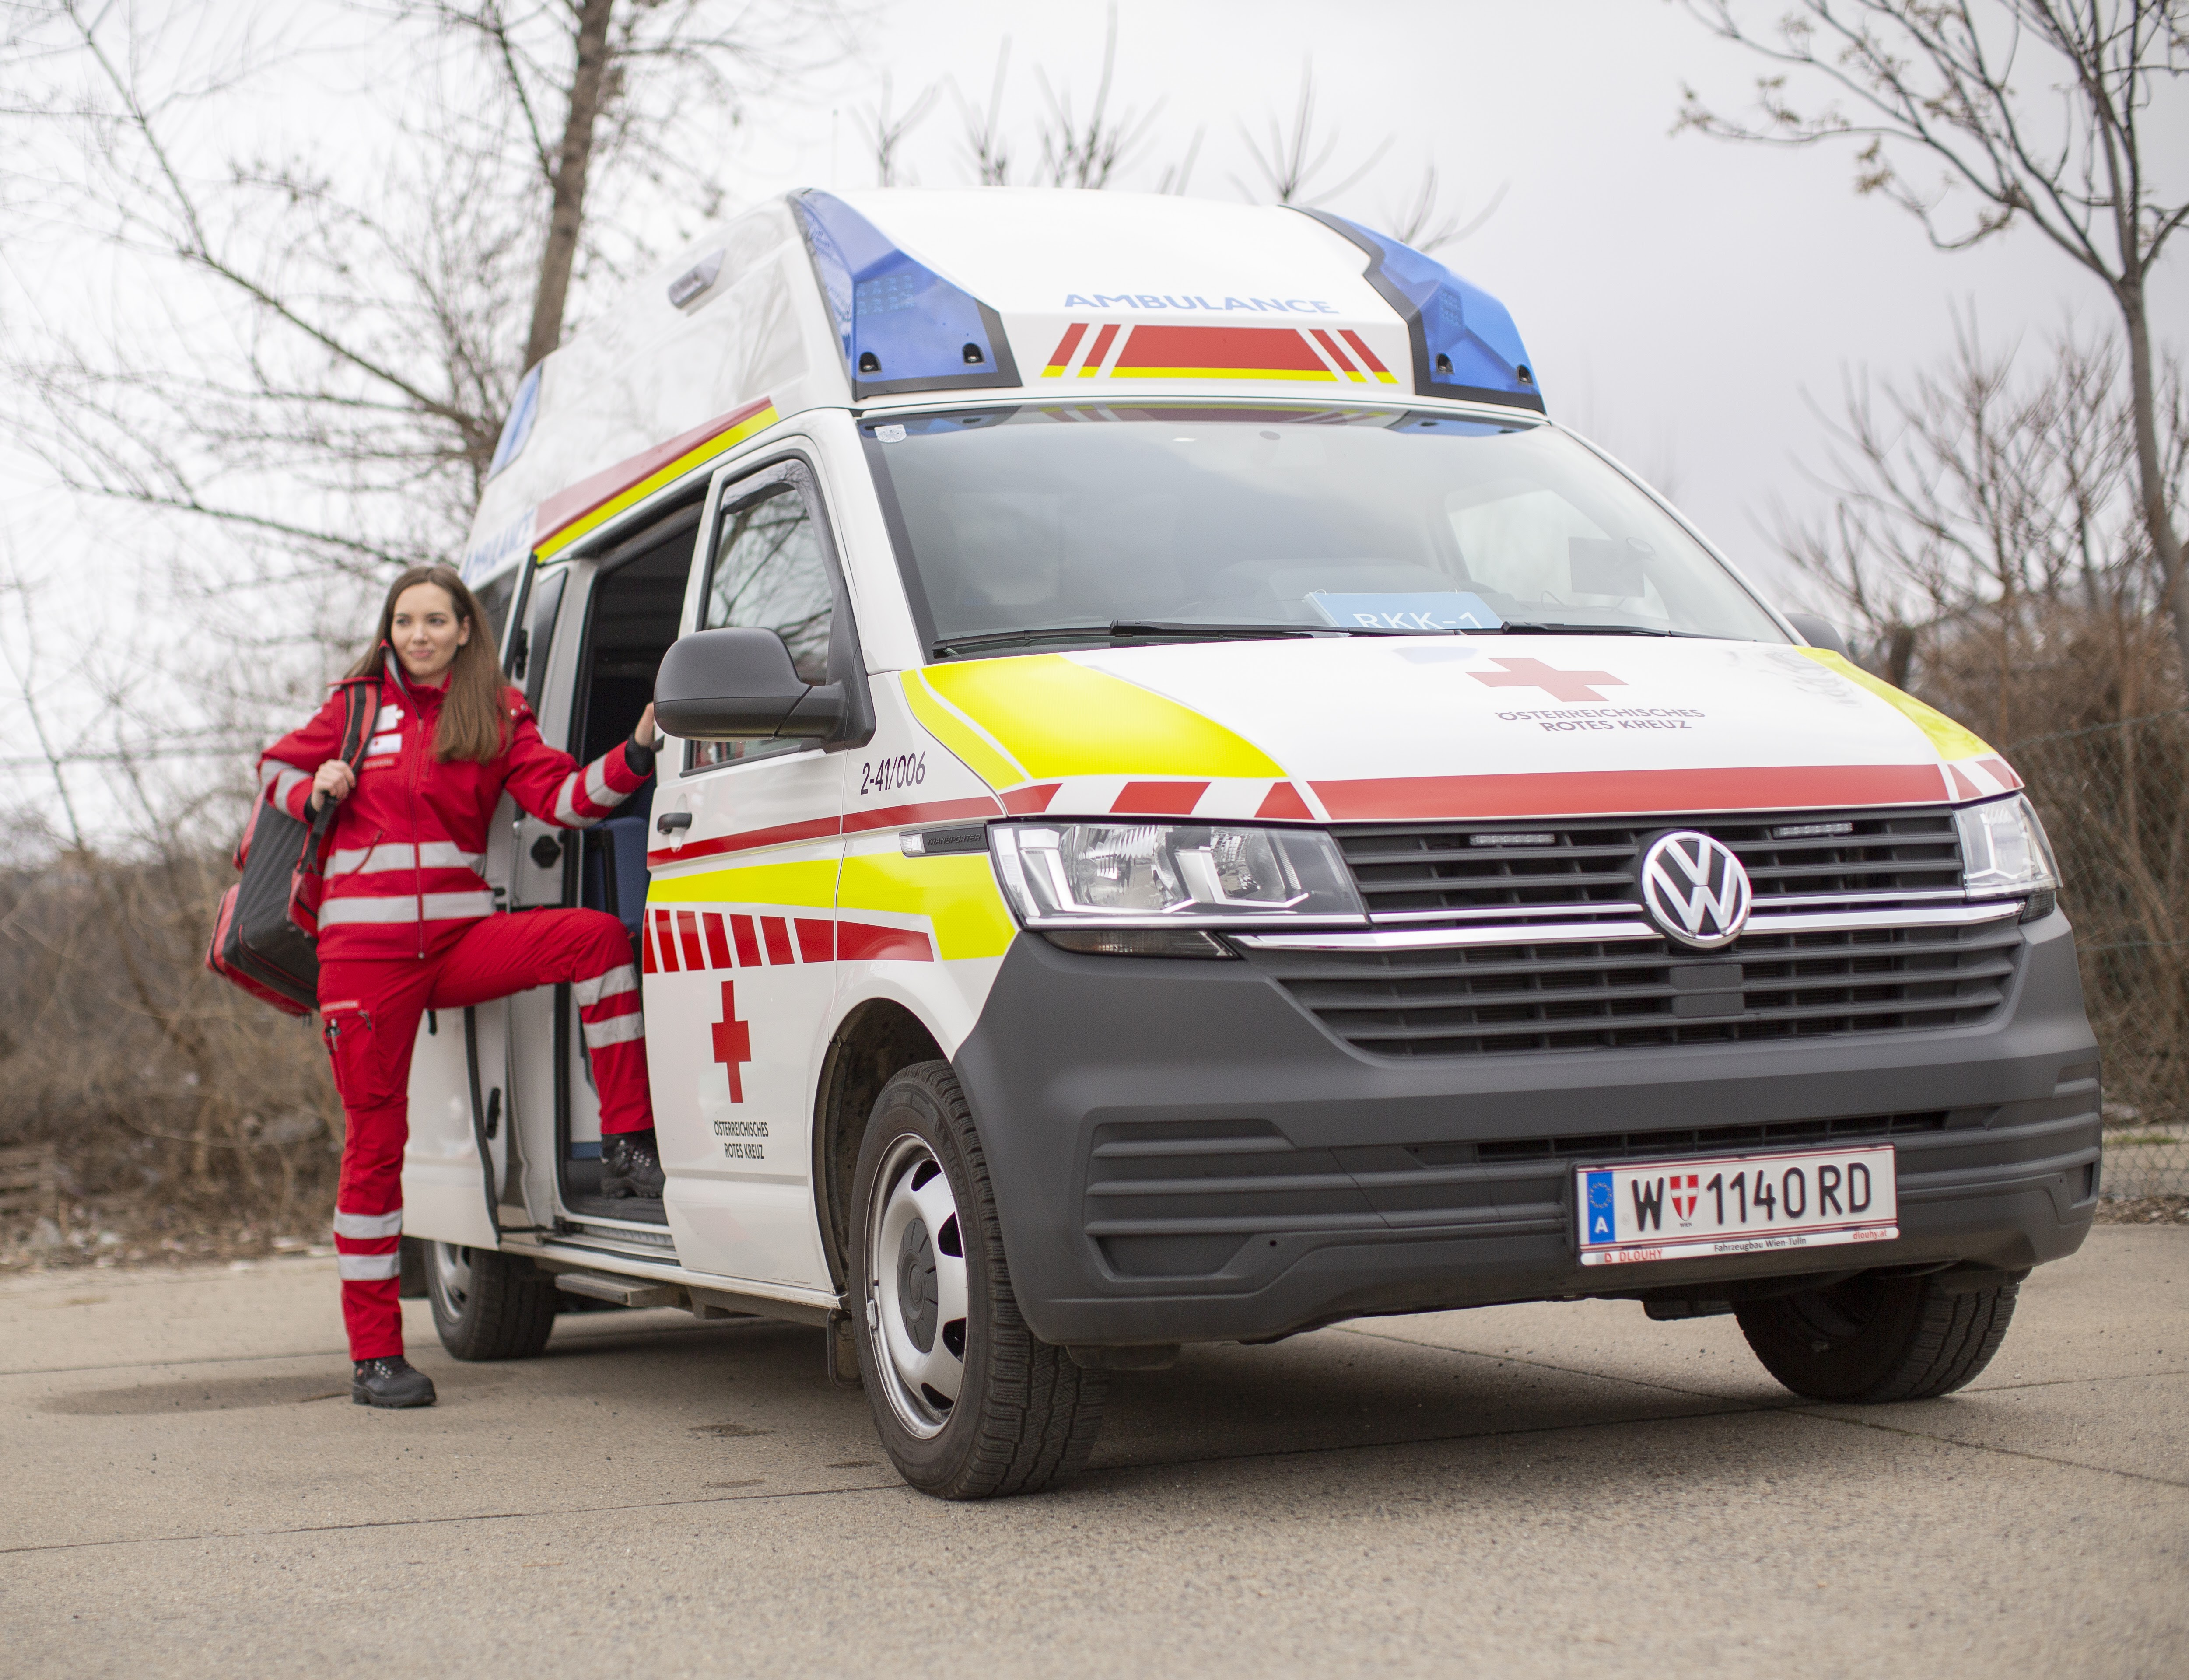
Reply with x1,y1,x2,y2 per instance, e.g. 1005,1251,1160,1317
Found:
3,1229,2182,1677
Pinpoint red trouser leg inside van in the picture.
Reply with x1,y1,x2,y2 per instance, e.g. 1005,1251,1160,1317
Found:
319,909,653,1361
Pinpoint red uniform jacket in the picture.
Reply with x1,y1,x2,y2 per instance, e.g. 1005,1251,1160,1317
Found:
257,658,647,961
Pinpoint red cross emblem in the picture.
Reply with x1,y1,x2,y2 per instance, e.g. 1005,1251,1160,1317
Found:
710,981,752,1102
1470,657,1626,704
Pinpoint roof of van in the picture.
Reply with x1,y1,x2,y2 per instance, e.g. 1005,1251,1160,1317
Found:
462,189,1542,581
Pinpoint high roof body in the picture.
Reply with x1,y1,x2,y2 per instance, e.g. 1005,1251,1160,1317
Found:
462,189,1542,584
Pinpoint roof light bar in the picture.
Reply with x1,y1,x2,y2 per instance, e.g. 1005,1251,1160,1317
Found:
1300,210,1544,413
794,190,1020,400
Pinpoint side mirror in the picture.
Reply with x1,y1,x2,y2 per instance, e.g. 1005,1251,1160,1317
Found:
654,627,848,741
1785,611,1852,660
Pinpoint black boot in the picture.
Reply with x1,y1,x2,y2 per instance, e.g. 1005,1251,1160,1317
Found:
601,1129,665,1198
352,1356,437,1408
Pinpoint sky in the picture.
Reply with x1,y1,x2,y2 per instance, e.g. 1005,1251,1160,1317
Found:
2,0,2184,826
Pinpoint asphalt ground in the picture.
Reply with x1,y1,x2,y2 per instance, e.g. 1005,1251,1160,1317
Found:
2,1229,2182,1678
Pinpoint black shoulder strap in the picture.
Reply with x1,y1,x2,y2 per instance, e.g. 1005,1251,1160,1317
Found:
307,679,381,850
337,679,377,765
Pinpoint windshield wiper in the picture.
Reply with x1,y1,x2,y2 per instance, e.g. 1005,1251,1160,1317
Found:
1493,621,1702,637
932,621,1326,656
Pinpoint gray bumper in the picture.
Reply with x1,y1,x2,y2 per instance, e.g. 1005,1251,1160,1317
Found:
949,909,2101,1347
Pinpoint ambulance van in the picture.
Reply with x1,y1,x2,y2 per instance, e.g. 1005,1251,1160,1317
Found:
407,188,2100,1498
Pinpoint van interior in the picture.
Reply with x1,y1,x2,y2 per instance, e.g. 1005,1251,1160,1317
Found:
555,503,700,1221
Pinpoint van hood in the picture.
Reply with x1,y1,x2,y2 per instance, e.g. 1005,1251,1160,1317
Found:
899,637,2022,823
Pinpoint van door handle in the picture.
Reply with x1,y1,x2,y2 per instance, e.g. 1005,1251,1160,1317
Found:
656,812,692,835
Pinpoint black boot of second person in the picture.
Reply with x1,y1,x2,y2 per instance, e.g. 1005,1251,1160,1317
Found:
602,1129,666,1198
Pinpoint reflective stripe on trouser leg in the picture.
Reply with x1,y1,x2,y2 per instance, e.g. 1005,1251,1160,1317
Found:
576,964,652,1137
333,1207,403,1239
326,1077,413,1362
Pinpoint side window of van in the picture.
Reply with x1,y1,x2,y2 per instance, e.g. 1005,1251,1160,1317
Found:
689,483,835,769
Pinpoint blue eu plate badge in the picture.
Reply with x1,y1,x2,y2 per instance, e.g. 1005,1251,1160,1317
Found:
1583,1171,1616,1245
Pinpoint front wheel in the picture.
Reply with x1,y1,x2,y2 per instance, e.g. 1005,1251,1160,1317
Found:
1736,1270,2021,1403
426,1241,560,1361
851,1061,1107,1498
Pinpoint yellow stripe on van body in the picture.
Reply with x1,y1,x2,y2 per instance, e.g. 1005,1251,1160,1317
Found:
1796,648,1998,762
535,404,780,561
918,654,1287,782
646,858,836,908
839,854,1016,962
900,671,1030,790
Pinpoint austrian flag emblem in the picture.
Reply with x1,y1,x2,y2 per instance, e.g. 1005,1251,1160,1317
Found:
1670,1173,1700,1225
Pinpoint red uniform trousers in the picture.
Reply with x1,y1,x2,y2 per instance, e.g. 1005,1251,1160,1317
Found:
320,908,651,1360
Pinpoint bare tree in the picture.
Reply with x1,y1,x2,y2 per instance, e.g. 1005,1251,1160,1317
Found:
1779,320,2189,1124
862,72,939,187
1,0,844,585
1234,63,1391,207
1675,0,2189,696
941,10,1170,192
1780,318,2175,723
1385,163,1508,254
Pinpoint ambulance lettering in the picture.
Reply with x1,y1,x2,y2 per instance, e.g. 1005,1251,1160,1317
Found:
1062,294,1339,313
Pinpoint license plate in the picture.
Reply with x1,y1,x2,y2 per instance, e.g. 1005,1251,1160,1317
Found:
1574,1144,1898,1267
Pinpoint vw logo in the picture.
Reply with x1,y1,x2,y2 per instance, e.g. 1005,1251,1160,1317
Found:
1639,830,1753,949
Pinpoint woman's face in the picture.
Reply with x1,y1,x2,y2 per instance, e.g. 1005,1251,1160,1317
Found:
389,582,469,686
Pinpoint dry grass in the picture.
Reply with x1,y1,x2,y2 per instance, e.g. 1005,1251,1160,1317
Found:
0,851,343,1255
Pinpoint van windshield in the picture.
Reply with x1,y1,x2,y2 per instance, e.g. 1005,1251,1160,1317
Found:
862,405,1786,657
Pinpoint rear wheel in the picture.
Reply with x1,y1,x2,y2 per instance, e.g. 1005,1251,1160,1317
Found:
425,1241,560,1361
1736,1270,2020,1402
851,1061,1107,1498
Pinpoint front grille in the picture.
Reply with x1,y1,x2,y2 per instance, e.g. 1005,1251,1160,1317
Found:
1249,919,2024,1058
1338,807,1962,918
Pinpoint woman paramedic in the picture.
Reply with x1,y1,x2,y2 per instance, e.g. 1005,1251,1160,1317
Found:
259,564,662,1410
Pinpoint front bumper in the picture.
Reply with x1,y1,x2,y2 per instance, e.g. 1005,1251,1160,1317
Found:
949,908,2101,1347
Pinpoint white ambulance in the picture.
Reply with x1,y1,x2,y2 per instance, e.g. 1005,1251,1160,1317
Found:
405,188,2099,1498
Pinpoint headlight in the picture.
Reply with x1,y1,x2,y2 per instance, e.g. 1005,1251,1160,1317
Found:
991,821,1366,926
1956,794,2058,897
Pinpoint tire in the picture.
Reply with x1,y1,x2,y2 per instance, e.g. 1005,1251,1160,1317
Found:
397,1236,428,1299
425,1241,560,1361
1736,1271,2020,1403
850,1061,1107,1498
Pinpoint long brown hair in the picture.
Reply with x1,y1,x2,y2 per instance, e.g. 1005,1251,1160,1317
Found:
346,564,508,763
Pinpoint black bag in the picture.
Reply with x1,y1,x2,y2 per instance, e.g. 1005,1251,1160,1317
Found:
206,679,377,1015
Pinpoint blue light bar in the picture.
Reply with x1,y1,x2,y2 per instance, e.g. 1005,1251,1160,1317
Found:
486,364,542,480
1301,211,1543,413
794,191,1019,399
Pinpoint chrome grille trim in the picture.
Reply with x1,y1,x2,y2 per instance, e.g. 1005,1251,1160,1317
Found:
1236,900,2019,953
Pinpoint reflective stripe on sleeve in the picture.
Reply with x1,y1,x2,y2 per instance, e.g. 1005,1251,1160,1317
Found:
332,1208,403,1239
553,753,628,829
581,1013,646,1048
337,1251,403,1281
552,769,592,828
573,964,639,1008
